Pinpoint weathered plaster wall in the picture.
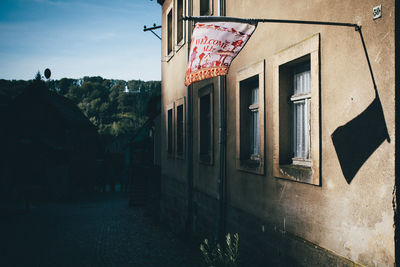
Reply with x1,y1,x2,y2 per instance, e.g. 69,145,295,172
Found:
160,0,221,222
161,0,187,184
224,0,395,266
160,0,396,266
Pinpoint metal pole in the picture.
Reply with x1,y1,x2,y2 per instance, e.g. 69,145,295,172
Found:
184,0,193,238
143,25,162,40
356,26,390,143
182,15,359,29
395,0,400,263
149,30,161,40
143,25,162,30
215,0,226,246
356,27,377,93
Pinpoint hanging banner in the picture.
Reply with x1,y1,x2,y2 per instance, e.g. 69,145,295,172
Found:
185,21,256,86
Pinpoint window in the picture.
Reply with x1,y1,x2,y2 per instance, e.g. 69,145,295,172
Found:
198,85,213,164
166,7,173,57
176,0,184,46
236,61,265,174
272,34,320,185
200,0,212,16
249,83,259,160
175,97,185,159
177,105,184,155
166,104,174,156
291,64,311,166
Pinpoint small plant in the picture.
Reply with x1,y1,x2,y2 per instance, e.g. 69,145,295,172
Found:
200,233,239,267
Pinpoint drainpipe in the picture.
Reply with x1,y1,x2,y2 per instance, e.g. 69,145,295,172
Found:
215,0,226,245
185,0,193,238
395,0,399,264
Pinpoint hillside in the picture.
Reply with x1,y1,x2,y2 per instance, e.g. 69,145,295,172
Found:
0,76,161,136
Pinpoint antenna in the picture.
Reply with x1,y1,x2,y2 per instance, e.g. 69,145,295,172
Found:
44,68,51,79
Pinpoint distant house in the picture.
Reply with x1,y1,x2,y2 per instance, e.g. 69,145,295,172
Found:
0,80,99,200
102,133,133,192
128,95,161,207
100,95,161,196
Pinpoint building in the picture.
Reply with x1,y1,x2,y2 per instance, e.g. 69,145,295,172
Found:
0,80,99,200
157,0,399,265
128,95,161,207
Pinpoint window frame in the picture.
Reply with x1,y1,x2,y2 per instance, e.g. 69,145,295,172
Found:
175,0,185,50
175,97,186,159
236,60,265,175
165,4,174,61
166,103,174,157
272,33,320,185
198,84,214,165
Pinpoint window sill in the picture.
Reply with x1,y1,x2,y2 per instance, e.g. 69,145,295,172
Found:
277,164,314,184
165,52,174,62
292,158,312,167
237,158,263,175
175,41,185,53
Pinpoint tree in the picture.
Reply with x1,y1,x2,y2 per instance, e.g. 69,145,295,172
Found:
1,76,161,137
57,78,76,95
34,71,42,81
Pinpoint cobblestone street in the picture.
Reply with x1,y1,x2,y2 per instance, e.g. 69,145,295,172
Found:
0,193,201,267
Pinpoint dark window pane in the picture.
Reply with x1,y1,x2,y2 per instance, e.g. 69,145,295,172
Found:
240,75,259,159
200,0,209,15
200,94,211,161
167,10,173,54
177,0,184,43
168,109,173,154
249,109,259,156
177,105,184,155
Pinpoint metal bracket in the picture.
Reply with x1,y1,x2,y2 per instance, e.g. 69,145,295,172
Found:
143,24,162,40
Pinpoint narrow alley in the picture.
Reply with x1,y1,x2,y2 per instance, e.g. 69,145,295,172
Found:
0,193,200,267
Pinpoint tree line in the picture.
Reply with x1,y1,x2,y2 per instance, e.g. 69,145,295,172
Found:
0,75,161,137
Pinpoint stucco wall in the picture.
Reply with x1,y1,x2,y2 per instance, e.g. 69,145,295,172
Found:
160,0,396,266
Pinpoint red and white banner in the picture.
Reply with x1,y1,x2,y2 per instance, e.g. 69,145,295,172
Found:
185,21,256,86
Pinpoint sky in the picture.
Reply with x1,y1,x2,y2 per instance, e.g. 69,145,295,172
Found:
0,0,161,81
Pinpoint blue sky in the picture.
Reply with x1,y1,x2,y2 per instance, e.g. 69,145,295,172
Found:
0,0,161,81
